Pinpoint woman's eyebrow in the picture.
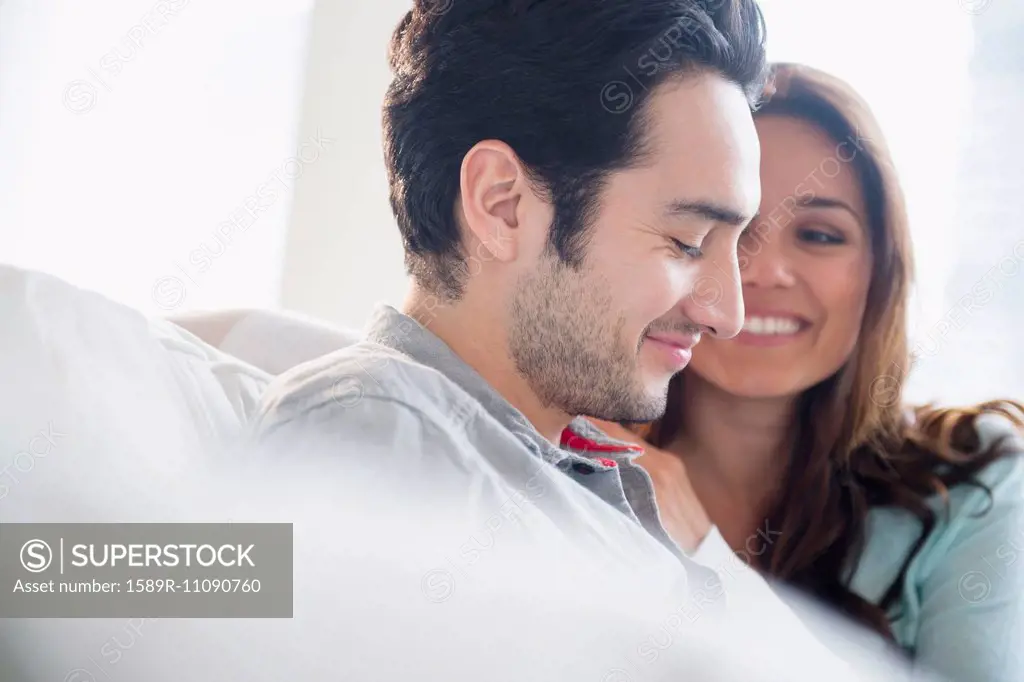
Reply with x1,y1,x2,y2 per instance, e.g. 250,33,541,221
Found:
795,195,860,220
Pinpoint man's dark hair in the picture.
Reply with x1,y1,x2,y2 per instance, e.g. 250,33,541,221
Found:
383,0,769,300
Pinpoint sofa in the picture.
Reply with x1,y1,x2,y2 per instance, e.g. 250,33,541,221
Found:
0,264,910,682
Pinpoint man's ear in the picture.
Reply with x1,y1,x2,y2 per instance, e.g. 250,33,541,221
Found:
458,140,534,264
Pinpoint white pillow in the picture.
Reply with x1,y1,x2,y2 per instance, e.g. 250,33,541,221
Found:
217,309,363,375
0,264,270,522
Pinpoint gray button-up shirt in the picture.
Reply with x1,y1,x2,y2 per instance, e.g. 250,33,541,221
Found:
252,303,726,601
245,304,887,678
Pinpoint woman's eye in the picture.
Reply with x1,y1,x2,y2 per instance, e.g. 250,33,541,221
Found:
797,227,845,245
671,238,703,258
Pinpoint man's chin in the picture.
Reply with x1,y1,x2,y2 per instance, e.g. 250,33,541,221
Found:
639,375,673,407
613,390,669,425
573,388,665,426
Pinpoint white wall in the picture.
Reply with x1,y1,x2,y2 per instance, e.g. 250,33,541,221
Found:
3,0,1017,403
280,0,1020,404
278,0,411,329
278,1,972,337
0,0,314,317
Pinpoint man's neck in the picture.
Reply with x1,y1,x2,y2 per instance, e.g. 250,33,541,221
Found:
402,286,571,444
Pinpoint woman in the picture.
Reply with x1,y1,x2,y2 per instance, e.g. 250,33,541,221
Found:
597,63,1024,681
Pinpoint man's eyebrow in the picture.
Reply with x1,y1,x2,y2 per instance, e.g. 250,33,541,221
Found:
663,200,753,227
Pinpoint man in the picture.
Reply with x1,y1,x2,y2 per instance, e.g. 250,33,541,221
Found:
254,0,783,626
257,0,761,529
256,0,765,571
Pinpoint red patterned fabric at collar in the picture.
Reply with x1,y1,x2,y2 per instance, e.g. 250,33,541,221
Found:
559,427,644,463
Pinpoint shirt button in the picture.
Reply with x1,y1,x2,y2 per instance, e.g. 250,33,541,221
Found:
571,461,595,475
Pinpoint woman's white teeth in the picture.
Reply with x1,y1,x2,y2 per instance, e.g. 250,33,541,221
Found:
743,316,802,335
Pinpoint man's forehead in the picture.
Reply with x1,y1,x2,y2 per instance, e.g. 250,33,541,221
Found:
643,75,753,139
630,80,760,216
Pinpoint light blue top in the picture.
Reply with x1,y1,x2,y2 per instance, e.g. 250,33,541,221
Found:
847,413,1024,682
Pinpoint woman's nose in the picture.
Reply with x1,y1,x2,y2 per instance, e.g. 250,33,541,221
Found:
739,236,796,289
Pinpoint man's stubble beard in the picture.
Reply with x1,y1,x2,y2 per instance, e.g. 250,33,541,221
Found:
507,253,668,423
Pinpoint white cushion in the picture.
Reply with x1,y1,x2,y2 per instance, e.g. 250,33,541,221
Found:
217,309,363,375
0,264,270,522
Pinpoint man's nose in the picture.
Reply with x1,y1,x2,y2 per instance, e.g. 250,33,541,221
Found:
683,260,744,340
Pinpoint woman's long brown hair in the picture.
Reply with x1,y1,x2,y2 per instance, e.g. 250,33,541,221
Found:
645,63,1024,640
